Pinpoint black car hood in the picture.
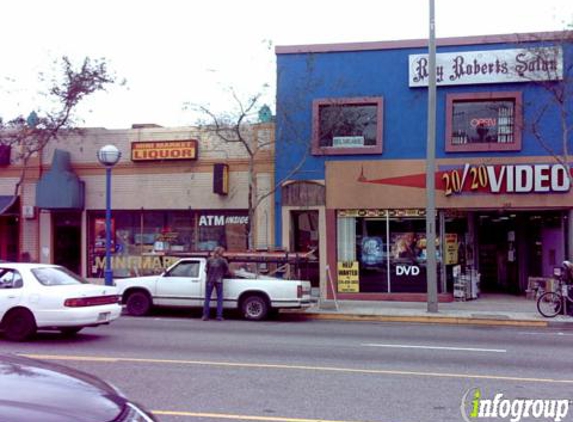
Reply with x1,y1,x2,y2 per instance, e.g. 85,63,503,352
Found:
0,354,125,422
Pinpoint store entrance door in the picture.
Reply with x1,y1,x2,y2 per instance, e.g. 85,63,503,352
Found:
291,210,319,287
476,212,519,293
0,217,19,262
53,212,82,274
476,211,565,294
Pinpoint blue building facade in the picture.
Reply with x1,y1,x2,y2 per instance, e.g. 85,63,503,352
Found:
275,32,573,301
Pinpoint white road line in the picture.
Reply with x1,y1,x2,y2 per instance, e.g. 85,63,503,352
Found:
361,343,506,353
518,331,573,336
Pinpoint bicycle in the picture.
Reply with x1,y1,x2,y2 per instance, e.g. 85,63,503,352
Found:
536,261,573,318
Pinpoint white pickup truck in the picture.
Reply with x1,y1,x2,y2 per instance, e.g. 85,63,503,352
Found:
114,257,312,320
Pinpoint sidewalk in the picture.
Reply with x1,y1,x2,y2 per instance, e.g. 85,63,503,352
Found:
285,293,573,328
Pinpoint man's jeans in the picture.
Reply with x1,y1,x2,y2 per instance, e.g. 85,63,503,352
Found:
203,281,223,318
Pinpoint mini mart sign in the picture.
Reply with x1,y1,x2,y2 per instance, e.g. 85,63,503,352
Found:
409,47,563,87
131,140,198,162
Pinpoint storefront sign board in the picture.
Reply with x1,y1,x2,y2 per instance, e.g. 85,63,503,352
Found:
327,159,573,211
199,215,249,226
409,47,563,87
131,140,198,161
441,163,571,196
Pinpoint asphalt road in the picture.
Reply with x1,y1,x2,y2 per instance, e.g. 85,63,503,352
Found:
2,312,573,422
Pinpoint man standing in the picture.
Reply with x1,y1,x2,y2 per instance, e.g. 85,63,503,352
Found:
202,246,229,321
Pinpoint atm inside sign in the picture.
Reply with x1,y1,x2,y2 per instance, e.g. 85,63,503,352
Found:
131,140,198,161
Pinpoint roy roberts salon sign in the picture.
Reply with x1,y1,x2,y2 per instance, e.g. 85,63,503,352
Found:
409,47,563,87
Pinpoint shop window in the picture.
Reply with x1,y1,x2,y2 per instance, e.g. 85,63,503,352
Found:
0,269,23,289
445,92,522,152
312,97,383,155
87,210,248,279
336,210,451,294
197,212,249,251
337,217,356,261
166,261,200,278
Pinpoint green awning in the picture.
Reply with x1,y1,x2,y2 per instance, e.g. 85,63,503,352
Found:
36,149,85,210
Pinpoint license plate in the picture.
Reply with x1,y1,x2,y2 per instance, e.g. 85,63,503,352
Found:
97,312,110,322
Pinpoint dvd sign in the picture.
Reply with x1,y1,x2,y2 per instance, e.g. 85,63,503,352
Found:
396,265,420,276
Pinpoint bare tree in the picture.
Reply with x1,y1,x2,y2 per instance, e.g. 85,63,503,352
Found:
193,89,309,250
517,31,573,180
189,51,333,250
0,56,118,195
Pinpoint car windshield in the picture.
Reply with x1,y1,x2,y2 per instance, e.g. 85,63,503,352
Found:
31,266,89,286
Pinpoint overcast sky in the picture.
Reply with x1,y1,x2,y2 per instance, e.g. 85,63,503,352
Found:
1,0,571,129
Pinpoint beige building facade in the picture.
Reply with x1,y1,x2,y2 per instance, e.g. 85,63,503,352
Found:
0,123,275,280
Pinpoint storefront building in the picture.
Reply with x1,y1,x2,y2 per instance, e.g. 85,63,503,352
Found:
275,31,573,301
0,123,275,280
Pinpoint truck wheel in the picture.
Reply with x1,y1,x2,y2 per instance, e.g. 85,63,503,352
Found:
126,291,151,316
241,295,268,321
3,309,37,342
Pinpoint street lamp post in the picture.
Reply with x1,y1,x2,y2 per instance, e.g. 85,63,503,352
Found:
97,145,121,286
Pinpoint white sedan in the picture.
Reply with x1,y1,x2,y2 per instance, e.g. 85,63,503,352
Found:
0,263,122,341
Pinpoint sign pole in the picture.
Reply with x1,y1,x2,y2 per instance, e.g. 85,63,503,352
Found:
325,265,339,311
426,0,439,313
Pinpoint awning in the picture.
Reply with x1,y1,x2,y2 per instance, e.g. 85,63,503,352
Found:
0,195,19,216
36,149,85,210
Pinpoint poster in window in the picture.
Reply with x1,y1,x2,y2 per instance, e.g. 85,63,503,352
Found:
337,261,359,293
445,233,459,265
392,232,423,261
361,236,385,266
94,218,115,252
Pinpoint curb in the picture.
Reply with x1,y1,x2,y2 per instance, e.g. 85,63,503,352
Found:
546,320,573,328
284,312,550,328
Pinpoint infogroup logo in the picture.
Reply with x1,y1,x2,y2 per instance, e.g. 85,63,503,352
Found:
461,388,571,422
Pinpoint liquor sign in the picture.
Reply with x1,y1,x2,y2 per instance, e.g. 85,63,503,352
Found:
409,47,563,87
131,140,198,162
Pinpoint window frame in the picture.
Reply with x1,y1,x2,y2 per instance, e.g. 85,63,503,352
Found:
165,260,201,278
312,97,384,156
445,92,523,153
0,268,23,289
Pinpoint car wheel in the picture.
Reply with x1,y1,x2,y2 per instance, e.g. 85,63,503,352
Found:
60,327,83,337
241,295,268,321
3,309,37,342
126,291,151,316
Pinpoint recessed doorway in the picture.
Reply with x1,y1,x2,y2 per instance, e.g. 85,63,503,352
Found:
53,211,82,274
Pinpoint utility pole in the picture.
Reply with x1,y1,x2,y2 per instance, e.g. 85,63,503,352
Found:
426,0,438,313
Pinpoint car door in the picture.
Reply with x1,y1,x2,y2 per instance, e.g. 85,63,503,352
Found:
0,268,24,320
154,260,203,307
